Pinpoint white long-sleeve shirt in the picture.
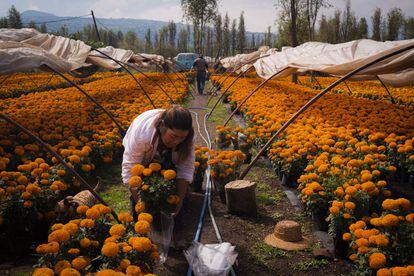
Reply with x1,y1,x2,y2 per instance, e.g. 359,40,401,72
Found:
122,109,195,185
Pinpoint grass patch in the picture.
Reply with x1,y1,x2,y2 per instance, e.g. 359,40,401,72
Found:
289,259,329,271
256,192,283,206
248,242,291,269
270,211,284,220
97,165,130,214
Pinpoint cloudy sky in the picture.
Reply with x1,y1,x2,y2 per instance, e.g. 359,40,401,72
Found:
1,0,413,32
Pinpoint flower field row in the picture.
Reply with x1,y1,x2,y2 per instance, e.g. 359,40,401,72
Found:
0,72,188,260
296,75,414,108
215,76,414,275
0,71,116,99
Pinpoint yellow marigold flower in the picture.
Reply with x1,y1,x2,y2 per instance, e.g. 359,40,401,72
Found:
80,238,91,248
129,176,142,188
382,199,399,211
149,163,162,172
381,214,399,227
132,237,152,252
86,208,100,219
101,242,119,257
126,265,141,275
54,260,71,274
71,257,88,270
60,268,81,276
138,213,153,223
118,212,134,223
134,220,150,234
48,229,70,243
369,252,386,270
80,219,95,228
142,168,152,177
131,164,145,176
163,169,176,180
33,268,54,276
110,224,126,236
134,202,145,213
376,268,391,276
68,248,80,255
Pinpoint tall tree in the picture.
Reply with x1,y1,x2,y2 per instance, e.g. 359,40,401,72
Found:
40,23,47,33
340,0,357,42
371,7,383,41
305,0,330,40
214,14,222,58
177,27,189,52
7,5,22,28
0,17,8,28
181,0,218,54
144,28,152,53
251,33,256,49
386,8,404,41
237,11,246,53
231,19,237,55
123,30,140,52
223,13,231,56
265,26,272,46
206,27,213,56
168,21,177,48
403,17,414,39
357,17,368,39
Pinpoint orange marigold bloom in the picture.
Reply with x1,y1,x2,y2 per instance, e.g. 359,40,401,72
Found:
54,260,71,274
369,253,386,270
342,233,352,241
120,258,131,269
138,212,153,223
48,229,70,243
129,176,142,188
80,238,91,248
132,237,152,252
381,214,399,227
60,268,81,276
376,268,391,276
131,164,145,176
397,198,411,211
80,219,95,228
126,265,141,276
68,248,80,255
101,242,119,257
86,208,100,219
76,205,89,214
118,212,134,223
382,199,399,211
163,169,176,180
33,268,54,276
110,224,126,236
134,202,145,213
142,168,152,177
406,213,414,224
149,163,162,172
134,220,150,234
71,257,88,270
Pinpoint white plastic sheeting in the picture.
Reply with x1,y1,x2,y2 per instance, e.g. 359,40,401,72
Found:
253,39,414,87
220,46,269,73
0,28,169,74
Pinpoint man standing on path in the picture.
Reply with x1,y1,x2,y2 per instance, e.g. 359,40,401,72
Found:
192,54,209,95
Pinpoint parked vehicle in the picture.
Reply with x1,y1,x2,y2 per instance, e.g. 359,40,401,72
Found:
174,53,198,71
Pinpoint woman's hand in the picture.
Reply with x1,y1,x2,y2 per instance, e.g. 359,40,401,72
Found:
173,178,189,217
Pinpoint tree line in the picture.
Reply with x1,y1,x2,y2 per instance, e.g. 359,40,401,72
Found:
1,2,414,59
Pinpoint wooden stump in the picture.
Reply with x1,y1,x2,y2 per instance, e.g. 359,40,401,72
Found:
225,180,257,217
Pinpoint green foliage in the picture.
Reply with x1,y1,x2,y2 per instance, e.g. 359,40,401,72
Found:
290,259,329,271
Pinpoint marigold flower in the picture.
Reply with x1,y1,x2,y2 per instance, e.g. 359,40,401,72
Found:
80,219,95,228
376,268,391,276
131,164,145,176
369,252,386,269
134,202,145,213
71,257,88,270
129,176,142,188
381,214,399,227
126,265,141,275
142,168,152,177
110,224,126,236
118,212,134,223
48,229,70,243
60,268,81,276
54,260,71,274
101,242,119,257
80,237,91,248
33,268,54,276
86,208,100,219
132,237,152,252
138,212,153,223
134,220,150,234
163,169,176,180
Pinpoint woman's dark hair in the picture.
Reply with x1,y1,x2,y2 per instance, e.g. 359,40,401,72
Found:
154,105,194,160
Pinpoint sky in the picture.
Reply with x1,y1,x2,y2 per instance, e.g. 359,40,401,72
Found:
1,0,414,32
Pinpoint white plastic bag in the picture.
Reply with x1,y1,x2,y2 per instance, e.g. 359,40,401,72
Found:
184,241,238,276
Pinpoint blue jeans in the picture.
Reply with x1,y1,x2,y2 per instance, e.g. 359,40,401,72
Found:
196,71,206,94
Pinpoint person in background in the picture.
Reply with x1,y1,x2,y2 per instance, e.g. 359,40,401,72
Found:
122,105,195,220
192,54,209,95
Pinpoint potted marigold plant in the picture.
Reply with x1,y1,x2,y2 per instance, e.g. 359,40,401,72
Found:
34,204,159,275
